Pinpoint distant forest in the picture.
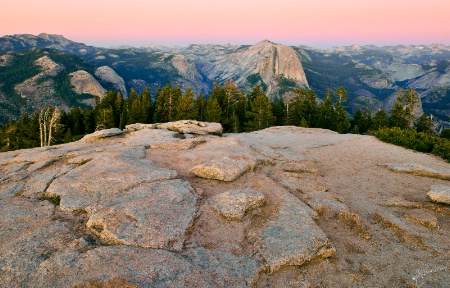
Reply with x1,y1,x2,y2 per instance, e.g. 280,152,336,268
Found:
2,82,448,161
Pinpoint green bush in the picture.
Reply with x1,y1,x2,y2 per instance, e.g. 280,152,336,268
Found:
372,127,436,153
372,127,450,162
432,139,450,162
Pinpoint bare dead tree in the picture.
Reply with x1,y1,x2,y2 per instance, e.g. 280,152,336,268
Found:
39,107,62,147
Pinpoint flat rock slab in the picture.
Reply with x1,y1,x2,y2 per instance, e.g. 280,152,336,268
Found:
150,138,206,150
86,179,198,251
209,188,265,221
30,246,217,287
427,184,450,204
184,248,263,287
157,120,223,135
30,246,262,287
387,163,450,180
46,152,178,212
258,190,335,273
0,182,24,199
191,156,256,182
22,168,62,199
81,128,123,142
124,129,180,147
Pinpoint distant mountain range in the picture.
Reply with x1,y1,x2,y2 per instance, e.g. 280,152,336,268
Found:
1,33,450,123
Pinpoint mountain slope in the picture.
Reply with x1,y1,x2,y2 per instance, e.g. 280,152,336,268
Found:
1,34,450,122
0,48,122,122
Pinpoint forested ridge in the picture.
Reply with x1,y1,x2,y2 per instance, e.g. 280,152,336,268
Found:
2,82,449,161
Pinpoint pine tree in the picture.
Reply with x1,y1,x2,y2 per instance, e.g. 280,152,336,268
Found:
415,113,432,134
195,93,206,121
64,128,73,143
389,90,408,129
154,84,181,123
83,108,96,134
372,109,389,130
404,88,419,128
272,96,286,126
362,109,372,133
350,109,363,134
204,94,222,123
317,89,336,130
334,87,349,133
175,88,197,120
245,94,275,131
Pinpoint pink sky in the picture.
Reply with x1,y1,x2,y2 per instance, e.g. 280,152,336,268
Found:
2,0,450,47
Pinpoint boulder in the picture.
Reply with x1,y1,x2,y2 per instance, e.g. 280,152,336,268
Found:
208,188,265,221
124,123,157,132
156,120,223,135
427,184,450,204
81,128,123,142
191,156,256,182
258,189,335,273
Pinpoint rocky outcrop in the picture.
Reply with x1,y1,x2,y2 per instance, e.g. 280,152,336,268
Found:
1,124,450,287
209,188,265,221
427,184,450,204
156,120,223,135
258,188,336,274
259,41,309,95
191,156,256,181
69,70,106,99
95,66,127,97
14,55,64,105
81,128,123,141
388,63,426,82
204,40,308,98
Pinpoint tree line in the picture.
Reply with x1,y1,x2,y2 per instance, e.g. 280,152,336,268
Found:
0,82,438,152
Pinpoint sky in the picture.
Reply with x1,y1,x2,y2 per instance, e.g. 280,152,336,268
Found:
2,0,450,48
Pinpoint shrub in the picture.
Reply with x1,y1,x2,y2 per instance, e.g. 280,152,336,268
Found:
372,127,436,153
432,139,450,162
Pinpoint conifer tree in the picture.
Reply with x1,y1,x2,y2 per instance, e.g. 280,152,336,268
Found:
350,108,363,134
389,90,408,129
154,84,181,123
195,93,207,121
334,87,349,134
175,88,197,120
317,89,336,130
272,96,286,126
415,113,432,134
245,94,275,131
362,109,372,133
372,109,389,130
404,88,419,128
204,94,222,123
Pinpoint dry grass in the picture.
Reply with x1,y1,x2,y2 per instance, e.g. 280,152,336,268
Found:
338,211,371,240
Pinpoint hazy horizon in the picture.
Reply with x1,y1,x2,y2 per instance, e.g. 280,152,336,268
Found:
2,0,449,49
